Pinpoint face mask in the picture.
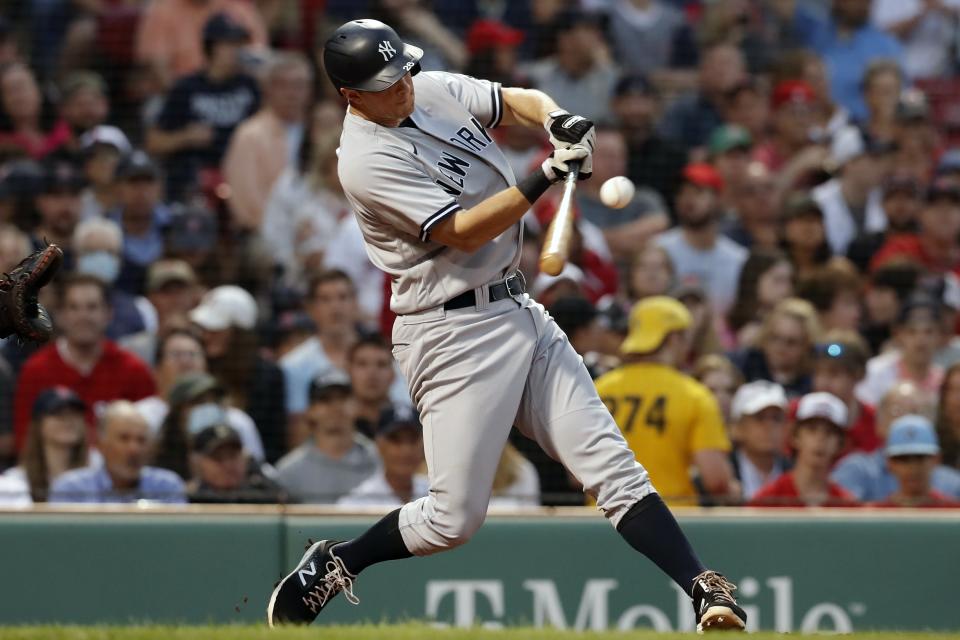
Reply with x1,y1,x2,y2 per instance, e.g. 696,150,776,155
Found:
186,402,228,434
77,251,120,284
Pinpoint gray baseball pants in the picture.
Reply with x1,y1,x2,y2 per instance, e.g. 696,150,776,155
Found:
391,291,655,556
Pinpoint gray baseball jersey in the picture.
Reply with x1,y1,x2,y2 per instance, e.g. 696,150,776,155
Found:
338,71,521,315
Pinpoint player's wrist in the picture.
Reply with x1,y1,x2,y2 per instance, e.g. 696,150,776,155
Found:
516,167,554,204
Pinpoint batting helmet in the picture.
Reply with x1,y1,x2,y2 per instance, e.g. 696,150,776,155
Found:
323,19,423,92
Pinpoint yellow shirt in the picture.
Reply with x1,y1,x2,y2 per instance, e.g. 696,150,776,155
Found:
595,362,731,505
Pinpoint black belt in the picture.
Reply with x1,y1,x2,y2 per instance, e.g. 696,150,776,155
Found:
443,274,526,310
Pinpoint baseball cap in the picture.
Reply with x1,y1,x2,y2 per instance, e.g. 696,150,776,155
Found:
708,125,753,158
190,285,258,331
781,192,823,222
203,13,250,44
32,386,85,419
771,80,815,110
897,293,942,326
925,177,960,205
885,414,940,457
936,148,960,176
115,150,159,181
795,392,848,429
621,296,692,355
192,423,243,456
532,262,585,299
308,371,352,403
548,296,598,338
682,163,724,192
79,125,131,156
167,205,218,254
730,381,787,421
146,259,197,292
613,73,653,98
167,372,224,406
896,89,930,123
813,339,869,371
375,405,422,438
40,160,83,194
466,19,523,55
60,71,106,100
0,159,44,200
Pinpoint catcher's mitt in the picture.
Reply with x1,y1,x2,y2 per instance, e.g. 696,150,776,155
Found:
0,244,63,342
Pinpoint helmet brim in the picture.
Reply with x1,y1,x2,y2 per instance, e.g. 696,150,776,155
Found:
347,43,423,92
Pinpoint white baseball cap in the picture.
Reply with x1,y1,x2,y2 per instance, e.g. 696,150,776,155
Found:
730,381,788,421
795,391,848,429
189,285,257,331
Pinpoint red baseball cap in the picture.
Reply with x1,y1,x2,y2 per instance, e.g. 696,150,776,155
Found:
682,163,724,192
467,19,524,55
771,80,816,110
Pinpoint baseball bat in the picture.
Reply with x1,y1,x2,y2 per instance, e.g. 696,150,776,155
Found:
538,160,581,276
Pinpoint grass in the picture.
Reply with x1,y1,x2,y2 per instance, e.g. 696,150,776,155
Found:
0,627,958,640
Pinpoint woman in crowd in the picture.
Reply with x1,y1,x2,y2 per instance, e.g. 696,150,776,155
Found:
626,244,674,305
489,443,542,507
779,192,831,281
674,282,723,367
0,62,70,160
0,387,88,504
936,362,960,469
796,260,863,334
190,285,285,462
732,297,821,397
727,248,795,348
693,354,744,430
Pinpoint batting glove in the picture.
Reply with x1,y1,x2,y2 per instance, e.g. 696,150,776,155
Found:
544,110,596,153
541,143,593,183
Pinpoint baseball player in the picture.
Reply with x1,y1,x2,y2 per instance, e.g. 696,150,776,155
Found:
268,19,746,632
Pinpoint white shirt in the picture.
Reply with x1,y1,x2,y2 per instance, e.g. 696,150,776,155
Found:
337,471,430,507
489,455,541,507
133,396,266,462
873,0,960,78
812,178,886,255
0,467,31,506
324,215,385,322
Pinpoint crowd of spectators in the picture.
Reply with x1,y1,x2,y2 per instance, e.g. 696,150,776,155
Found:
2,0,960,509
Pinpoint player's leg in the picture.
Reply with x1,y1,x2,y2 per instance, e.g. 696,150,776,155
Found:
269,300,535,626
513,300,746,631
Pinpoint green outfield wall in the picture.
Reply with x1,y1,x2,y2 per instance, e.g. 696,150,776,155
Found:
0,508,956,632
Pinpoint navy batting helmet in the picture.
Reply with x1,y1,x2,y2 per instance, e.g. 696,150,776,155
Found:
323,19,423,92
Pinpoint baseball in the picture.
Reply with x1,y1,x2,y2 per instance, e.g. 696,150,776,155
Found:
600,176,635,209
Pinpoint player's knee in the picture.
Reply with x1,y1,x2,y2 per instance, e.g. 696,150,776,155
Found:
433,501,487,549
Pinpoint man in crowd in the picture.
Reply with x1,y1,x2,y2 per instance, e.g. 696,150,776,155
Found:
595,296,734,505
109,151,171,295
338,407,428,507
723,162,780,250
729,381,792,501
348,335,397,440
610,73,686,207
812,331,879,455
873,415,960,507
49,401,185,503
274,373,379,504
146,13,260,201
13,275,156,451
73,217,148,340
32,160,83,262
573,128,667,260
223,52,313,231
522,11,618,123
750,392,857,507
812,126,888,255
833,382,960,500
656,163,747,313
187,424,284,504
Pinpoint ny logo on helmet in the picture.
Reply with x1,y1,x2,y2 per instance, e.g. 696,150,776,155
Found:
378,40,397,61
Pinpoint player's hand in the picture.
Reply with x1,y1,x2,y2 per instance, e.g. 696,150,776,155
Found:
541,143,593,183
544,110,596,153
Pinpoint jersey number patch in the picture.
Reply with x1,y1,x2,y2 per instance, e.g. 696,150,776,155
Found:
601,395,667,434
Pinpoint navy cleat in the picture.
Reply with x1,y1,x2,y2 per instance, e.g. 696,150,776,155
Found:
691,570,747,632
267,539,359,627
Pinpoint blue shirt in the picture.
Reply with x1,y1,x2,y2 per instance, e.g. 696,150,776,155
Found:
49,465,186,504
795,6,903,121
109,204,172,268
831,450,960,502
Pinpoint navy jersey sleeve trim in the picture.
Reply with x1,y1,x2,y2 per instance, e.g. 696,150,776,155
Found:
488,82,504,129
419,202,462,242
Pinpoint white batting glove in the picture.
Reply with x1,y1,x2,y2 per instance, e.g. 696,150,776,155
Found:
541,143,593,183
544,109,597,153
